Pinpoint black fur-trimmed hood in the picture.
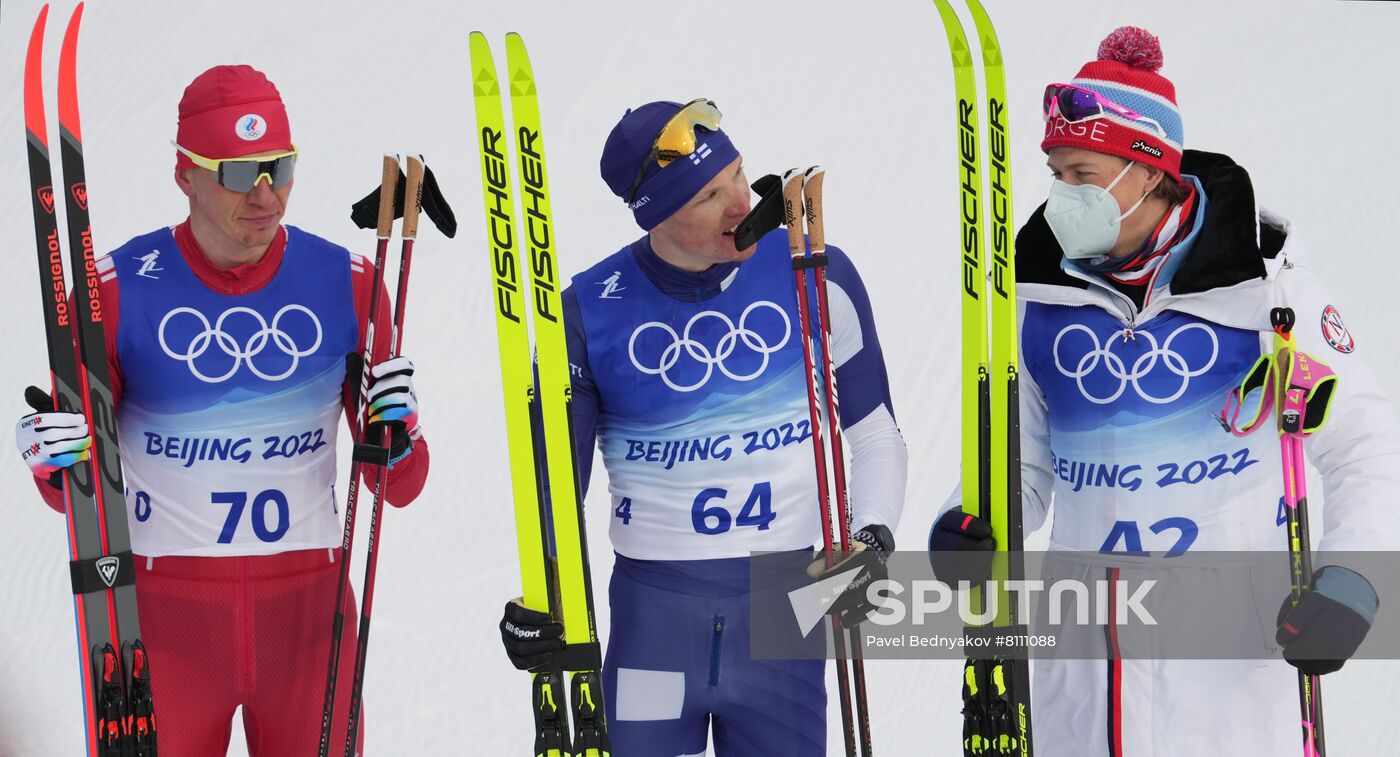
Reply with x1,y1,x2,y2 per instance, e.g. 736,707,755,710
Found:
1015,150,1287,294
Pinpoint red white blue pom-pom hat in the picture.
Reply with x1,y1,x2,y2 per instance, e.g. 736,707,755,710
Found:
1042,26,1184,182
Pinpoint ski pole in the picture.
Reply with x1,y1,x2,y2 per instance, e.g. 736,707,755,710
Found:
342,155,426,757
782,168,859,756
1223,306,1338,757
802,167,876,755
1271,307,1332,757
319,154,399,757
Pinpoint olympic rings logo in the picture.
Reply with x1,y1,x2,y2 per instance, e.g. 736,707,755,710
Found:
158,304,324,384
628,301,791,393
1052,322,1218,405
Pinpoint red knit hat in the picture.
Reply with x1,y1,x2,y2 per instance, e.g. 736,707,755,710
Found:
1041,27,1183,181
175,65,292,170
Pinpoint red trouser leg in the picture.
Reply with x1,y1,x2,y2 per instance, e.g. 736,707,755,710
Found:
138,556,242,754
137,549,365,756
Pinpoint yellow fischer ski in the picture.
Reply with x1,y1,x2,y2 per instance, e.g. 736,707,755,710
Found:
471,31,610,757
931,0,1033,754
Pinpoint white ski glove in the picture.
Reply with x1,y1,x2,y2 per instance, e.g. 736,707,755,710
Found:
15,386,90,486
366,356,420,465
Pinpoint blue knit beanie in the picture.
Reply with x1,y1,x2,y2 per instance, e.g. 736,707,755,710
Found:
599,100,740,230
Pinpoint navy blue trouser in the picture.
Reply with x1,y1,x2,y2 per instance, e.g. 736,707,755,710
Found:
602,553,827,756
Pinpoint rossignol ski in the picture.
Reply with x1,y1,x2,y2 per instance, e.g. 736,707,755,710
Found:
930,1,1033,754
23,3,157,754
471,31,610,757
781,167,874,756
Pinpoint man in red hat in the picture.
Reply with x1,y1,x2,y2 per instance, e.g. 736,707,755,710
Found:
13,64,429,754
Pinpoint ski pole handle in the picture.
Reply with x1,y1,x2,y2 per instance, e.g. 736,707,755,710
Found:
388,154,425,359
781,168,806,259
376,154,399,240
803,166,826,255
401,154,425,242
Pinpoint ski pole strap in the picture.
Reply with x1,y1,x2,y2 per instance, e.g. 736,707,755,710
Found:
1279,349,1339,436
350,161,458,238
733,173,784,251
537,641,604,673
70,550,136,595
352,441,392,466
1222,352,1275,437
791,255,829,271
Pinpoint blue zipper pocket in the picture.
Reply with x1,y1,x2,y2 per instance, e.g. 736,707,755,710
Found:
709,614,725,687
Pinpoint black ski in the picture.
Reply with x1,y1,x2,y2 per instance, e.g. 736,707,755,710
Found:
24,4,156,754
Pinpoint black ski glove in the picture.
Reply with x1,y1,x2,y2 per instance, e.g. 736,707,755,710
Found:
808,524,895,627
500,599,565,672
928,509,996,587
1276,565,1379,675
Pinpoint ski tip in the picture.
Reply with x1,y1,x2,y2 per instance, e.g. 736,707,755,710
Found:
468,32,493,65
32,3,50,33
24,6,51,146
57,2,84,141
62,3,84,47
505,33,532,75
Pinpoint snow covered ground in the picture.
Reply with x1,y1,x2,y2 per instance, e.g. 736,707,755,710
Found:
1,0,1397,753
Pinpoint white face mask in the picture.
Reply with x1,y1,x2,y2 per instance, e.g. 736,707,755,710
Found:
1044,161,1150,260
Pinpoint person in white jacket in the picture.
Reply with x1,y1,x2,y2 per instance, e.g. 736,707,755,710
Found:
928,26,1400,756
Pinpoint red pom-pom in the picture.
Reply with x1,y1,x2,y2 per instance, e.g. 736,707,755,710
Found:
1097,26,1164,72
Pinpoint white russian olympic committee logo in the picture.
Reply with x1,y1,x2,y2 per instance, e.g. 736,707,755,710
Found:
159,304,323,383
236,114,267,141
1053,322,1218,405
628,301,791,393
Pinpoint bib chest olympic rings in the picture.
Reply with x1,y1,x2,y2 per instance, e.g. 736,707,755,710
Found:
628,301,792,393
1052,322,1219,405
158,304,324,384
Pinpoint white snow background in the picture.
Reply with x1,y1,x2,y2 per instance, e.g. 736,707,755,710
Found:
1,0,1397,754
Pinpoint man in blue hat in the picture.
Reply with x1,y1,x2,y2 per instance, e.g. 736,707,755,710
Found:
498,99,908,755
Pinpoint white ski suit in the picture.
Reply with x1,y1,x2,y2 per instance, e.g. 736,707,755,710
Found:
948,150,1400,756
